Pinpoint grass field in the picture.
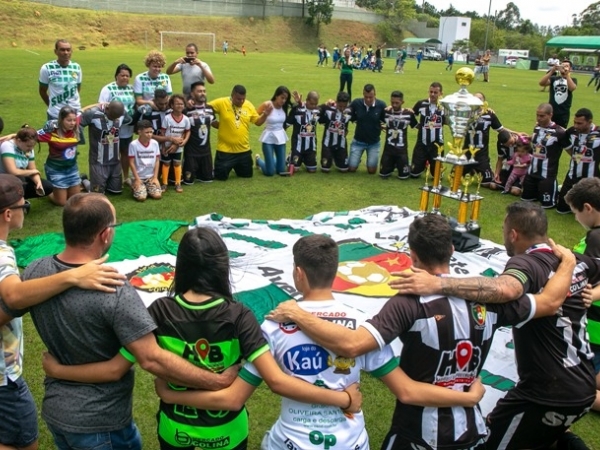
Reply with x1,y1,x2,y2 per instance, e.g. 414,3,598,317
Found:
2,46,600,448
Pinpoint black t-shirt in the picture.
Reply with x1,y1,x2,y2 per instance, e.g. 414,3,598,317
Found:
382,108,417,151
502,245,600,406
413,99,444,145
184,104,215,157
563,125,600,180
549,75,577,120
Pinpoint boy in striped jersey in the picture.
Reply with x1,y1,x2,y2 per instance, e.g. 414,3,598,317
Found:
268,212,576,450
319,91,351,172
379,90,417,180
410,82,444,178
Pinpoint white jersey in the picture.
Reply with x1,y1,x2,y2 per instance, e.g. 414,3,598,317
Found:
133,72,172,101
161,113,191,154
39,60,82,118
242,300,397,450
128,138,160,179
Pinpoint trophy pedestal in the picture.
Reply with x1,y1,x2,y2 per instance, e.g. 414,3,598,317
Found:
448,217,481,252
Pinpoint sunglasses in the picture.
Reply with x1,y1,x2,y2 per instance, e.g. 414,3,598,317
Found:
3,200,30,215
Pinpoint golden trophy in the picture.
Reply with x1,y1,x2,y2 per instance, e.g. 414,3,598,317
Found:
417,67,485,252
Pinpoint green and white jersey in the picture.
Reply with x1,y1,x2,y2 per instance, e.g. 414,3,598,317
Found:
240,300,398,450
99,82,136,138
0,241,23,386
39,60,82,118
149,295,268,450
0,140,34,173
133,72,172,101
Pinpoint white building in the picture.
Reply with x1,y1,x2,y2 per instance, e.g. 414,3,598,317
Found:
438,16,471,54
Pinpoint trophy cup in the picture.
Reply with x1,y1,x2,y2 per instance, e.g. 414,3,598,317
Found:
417,67,485,252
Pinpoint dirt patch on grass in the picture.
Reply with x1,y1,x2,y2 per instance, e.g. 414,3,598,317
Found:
2,0,400,52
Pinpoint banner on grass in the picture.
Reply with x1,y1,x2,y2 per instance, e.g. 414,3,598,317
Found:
106,206,516,415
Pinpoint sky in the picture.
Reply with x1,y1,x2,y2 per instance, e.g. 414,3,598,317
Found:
423,0,589,28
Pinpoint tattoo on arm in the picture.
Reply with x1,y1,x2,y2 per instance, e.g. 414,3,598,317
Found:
440,276,523,303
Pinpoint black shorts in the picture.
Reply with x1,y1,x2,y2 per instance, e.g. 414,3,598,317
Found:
160,151,183,164
381,427,483,450
321,146,348,171
485,393,592,450
556,175,581,214
291,149,317,172
380,146,410,179
183,153,213,184
119,136,133,154
214,150,253,180
521,175,558,208
496,168,522,190
90,163,122,194
411,141,442,177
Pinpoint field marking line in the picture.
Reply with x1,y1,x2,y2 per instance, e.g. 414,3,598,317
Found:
25,49,41,55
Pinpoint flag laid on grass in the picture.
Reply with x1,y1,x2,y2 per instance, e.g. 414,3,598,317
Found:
14,205,516,415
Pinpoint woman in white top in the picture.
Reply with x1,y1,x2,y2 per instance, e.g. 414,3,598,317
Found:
255,86,291,176
99,64,136,181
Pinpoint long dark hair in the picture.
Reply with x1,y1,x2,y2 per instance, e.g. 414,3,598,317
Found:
172,227,233,301
270,85,292,114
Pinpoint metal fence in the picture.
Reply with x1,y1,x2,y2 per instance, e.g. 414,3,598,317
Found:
24,0,382,23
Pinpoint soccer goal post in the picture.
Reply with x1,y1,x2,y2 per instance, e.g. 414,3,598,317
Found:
160,32,216,53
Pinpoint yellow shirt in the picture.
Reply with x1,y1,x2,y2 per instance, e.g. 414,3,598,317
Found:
209,97,259,153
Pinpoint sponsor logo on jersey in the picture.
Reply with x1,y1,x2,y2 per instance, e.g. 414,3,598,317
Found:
334,239,412,298
283,344,328,375
127,263,175,292
322,317,357,329
174,428,230,448
279,322,299,334
434,340,482,387
284,438,301,450
327,355,355,374
471,304,486,328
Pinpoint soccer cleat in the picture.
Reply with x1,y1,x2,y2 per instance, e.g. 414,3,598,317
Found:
255,154,260,169
175,184,183,193
161,184,167,193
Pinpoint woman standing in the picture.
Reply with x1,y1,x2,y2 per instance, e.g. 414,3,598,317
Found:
99,64,136,183
0,127,52,199
255,86,291,176
339,48,354,100
133,51,173,107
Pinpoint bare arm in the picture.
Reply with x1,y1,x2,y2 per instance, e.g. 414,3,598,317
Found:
166,58,184,75
565,73,577,92
126,333,238,390
2,255,125,310
381,368,485,407
154,351,361,412
266,301,379,357
539,70,553,87
197,60,215,84
1,156,40,177
388,268,524,304
42,351,132,383
39,85,49,106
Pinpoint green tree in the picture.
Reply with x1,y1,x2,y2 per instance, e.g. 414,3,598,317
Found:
579,1,600,33
496,2,522,30
305,0,334,36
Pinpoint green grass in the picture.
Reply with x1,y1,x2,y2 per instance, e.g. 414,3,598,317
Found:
3,48,599,448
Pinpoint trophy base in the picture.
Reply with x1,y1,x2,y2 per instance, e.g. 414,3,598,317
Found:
448,217,481,252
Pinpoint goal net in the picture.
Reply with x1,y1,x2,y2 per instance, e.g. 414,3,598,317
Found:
160,32,216,53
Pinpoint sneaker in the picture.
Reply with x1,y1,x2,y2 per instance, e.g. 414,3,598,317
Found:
123,178,132,188
161,184,167,193
80,173,91,193
556,431,590,450
175,184,183,193
255,154,260,169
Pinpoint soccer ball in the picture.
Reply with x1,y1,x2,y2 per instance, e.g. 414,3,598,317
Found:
337,261,390,286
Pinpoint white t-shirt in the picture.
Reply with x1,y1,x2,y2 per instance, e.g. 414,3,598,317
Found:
39,60,82,118
161,113,191,153
242,300,397,450
0,140,34,173
128,138,160,179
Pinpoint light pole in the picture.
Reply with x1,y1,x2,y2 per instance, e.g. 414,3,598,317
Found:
483,0,493,51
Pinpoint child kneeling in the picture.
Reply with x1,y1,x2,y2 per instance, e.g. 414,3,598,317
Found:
128,120,162,202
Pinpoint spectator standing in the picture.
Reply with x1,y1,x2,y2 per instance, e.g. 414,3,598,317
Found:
339,48,354,99
133,51,173,108
539,59,577,128
166,43,215,96
481,49,491,82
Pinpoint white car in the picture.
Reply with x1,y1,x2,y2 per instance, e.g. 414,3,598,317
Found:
505,57,518,66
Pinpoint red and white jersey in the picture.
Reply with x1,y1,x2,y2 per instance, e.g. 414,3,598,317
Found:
244,300,397,450
161,113,191,153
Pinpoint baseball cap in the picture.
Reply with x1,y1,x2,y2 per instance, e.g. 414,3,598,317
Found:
0,174,25,210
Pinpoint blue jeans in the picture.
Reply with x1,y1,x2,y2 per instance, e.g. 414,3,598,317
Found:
349,140,380,169
47,420,142,450
257,143,287,176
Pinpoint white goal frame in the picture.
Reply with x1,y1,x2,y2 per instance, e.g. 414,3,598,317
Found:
160,32,216,53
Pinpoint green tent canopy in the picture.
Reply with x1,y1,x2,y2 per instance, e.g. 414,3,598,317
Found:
545,36,600,50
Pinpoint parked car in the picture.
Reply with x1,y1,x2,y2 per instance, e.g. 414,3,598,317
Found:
505,56,518,66
423,47,442,61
